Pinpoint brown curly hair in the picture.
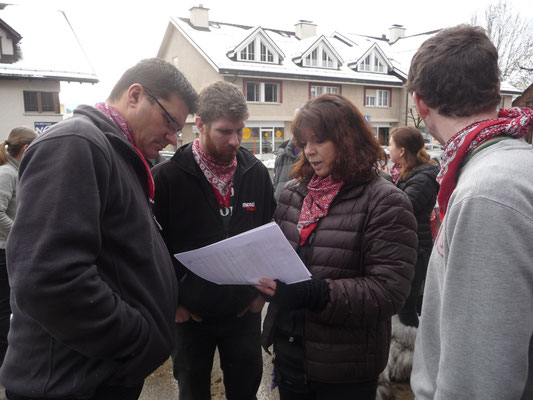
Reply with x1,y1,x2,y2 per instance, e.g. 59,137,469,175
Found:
291,94,385,184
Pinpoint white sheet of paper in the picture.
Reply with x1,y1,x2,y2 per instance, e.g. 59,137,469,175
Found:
174,222,311,285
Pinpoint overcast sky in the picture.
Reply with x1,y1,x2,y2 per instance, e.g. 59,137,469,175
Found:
12,0,533,107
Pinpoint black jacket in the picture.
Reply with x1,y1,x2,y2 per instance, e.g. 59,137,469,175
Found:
152,143,276,318
2,105,178,397
396,164,440,250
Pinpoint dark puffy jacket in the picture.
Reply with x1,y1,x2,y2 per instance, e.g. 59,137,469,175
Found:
262,176,417,383
396,164,439,250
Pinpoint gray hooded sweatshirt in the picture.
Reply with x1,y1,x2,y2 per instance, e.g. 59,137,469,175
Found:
411,138,533,399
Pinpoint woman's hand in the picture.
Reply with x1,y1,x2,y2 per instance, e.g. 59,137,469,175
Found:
255,278,277,298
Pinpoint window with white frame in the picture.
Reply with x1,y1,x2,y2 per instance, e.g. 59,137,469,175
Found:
365,88,390,107
245,81,280,103
374,56,385,73
237,36,278,63
303,43,338,69
358,51,388,74
305,48,318,67
260,42,274,62
309,84,341,98
360,55,371,72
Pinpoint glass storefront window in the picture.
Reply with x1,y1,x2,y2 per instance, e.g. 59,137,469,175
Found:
241,125,284,155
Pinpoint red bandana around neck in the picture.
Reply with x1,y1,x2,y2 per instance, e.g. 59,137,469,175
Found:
95,102,155,202
297,174,344,245
390,162,403,184
437,107,533,220
192,139,238,208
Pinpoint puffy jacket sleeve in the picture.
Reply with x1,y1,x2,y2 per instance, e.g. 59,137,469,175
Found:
317,189,418,327
401,169,439,215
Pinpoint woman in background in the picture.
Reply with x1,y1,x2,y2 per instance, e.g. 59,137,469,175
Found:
257,94,417,400
381,126,439,390
0,127,37,366
388,126,439,328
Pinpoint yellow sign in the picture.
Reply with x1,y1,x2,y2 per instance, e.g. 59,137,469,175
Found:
243,127,251,139
275,130,282,137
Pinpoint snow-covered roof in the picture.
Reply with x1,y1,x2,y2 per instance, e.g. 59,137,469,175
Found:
163,16,521,95
0,4,97,83
163,17,404,86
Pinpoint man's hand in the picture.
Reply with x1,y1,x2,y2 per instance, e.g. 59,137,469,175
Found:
236,295,266,318
175,305,202,323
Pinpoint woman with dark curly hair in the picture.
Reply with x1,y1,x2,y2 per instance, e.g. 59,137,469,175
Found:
256,94,417,400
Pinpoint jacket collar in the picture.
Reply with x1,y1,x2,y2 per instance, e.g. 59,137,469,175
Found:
293,176,372,201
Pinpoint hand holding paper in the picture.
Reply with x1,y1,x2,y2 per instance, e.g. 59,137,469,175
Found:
174,222,311,285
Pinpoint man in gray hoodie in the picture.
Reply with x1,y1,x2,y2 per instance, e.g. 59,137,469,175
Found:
407,25,533,399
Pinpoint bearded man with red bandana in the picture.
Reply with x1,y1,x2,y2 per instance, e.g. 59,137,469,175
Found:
408,25,533,399
152,80,275,400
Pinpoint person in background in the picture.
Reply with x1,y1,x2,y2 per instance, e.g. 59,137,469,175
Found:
152,81,275,400
381,126,439,387
1,58,198,400
389,127,439,326
256,94,417,400
273,138,300,201
407,25,533,399
0,127,37,368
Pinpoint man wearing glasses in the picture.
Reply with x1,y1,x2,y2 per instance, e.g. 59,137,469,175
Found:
152,81,276,400
1,58,198,400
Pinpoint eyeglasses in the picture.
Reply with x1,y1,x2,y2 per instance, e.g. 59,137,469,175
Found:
143,87,182,134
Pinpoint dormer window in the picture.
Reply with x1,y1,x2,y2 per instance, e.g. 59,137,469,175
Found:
240,42,255,61
360,55,371,72
260,42,274,62
303,43,338,69
236,34,279,64
358,50,388,74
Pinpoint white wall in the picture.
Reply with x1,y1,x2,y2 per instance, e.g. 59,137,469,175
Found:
0,79,62,140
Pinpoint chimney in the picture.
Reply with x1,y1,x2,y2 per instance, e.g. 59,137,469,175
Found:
389,24,406,43
190,4,209,29
295,20,316,40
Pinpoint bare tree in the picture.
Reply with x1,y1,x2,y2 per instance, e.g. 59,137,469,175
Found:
471,0,533,90
408,106,423,129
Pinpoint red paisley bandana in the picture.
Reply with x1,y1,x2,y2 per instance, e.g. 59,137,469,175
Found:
437,107,533,220
192,139,237,208
390,162,403,184
95,102,154,202
297,174,344,245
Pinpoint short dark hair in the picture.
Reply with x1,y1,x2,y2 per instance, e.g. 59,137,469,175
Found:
291,94,385,184
108,58,198,114
390,126,435,178
196,81,249,124
406,25,501,117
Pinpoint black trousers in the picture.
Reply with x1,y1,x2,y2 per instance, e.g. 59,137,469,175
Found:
0,248,10,367
172,311,262,400
6,383,144,400
398,249,431,327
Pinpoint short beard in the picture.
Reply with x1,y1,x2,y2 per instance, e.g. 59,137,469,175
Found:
204,132,239,165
